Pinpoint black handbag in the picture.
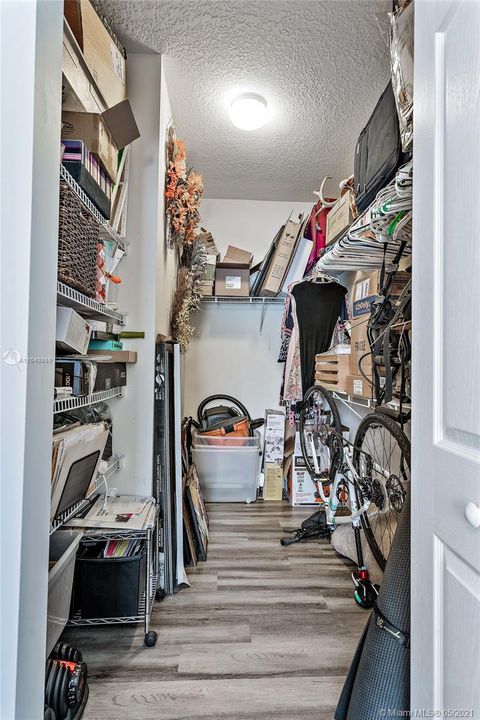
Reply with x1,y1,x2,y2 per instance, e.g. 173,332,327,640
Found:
354,82,405,214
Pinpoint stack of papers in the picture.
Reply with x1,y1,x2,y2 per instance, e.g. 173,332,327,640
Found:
104,538,143,557
51,422,108,521
67,494,156,531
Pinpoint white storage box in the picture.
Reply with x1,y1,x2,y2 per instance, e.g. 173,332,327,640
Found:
56,306,92,354
192,431,261,503
263,408,285,464
47,530,83,656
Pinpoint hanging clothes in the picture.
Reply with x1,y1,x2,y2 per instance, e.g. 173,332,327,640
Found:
291,280,347,396
303,202,333,275
282,292,303,403
278,293,294,363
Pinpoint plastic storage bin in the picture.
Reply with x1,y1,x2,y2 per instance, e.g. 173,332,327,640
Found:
192,432,260,448
47,530,83,656
192,430,261,503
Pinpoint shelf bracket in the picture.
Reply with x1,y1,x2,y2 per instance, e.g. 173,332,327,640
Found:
332,391,372,420
259,302,268,335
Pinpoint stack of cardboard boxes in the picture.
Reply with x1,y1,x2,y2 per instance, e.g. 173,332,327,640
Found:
215,245,253,297
315,268,410,399
62,0,140,220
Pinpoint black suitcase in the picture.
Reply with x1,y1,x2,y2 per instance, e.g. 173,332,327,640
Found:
354,82,404,214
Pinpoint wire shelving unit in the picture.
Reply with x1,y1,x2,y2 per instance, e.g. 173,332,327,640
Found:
57,281,125,325
54,387,124,415
201,296,284,305
60,164,126,250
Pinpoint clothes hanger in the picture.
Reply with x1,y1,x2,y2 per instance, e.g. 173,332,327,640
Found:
312,176,339,207
307,267,339,284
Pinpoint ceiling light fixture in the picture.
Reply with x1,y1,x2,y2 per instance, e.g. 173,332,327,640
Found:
230,93,268,131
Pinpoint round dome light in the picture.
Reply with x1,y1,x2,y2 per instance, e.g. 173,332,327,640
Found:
230,93,268,131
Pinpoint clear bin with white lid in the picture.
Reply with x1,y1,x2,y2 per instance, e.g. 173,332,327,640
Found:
192,431,260,448
47,529,83,656
192,430,261,503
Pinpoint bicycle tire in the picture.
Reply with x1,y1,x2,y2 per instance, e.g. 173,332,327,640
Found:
353,412,410,570
299,385,343,481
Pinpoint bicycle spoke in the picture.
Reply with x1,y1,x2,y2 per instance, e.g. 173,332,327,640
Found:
354,414,410,569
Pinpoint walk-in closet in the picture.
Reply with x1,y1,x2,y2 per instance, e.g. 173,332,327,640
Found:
2,1,480,719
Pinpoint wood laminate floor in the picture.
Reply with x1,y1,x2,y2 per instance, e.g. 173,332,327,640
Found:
64,501,367,720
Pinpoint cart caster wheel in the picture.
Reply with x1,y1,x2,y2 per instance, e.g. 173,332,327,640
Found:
144,631,157,647
155,588,166,602
245,498,251,504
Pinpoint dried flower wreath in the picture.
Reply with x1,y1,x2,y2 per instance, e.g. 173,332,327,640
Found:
165,125,208,352
165,125,204,249
171,238,208,353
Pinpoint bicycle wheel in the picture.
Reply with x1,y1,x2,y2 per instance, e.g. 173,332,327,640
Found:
299,385,343,482
353,412,410,570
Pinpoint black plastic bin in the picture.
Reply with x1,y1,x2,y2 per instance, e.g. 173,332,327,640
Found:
73,544,145,619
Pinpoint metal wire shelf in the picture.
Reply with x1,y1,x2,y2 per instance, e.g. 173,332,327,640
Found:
201,296,284,305
60,164,126,250
332,390,375,409
49,454,123,535
53,387,124,414
57,281,125,325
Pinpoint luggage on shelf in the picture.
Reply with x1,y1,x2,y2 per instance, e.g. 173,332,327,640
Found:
354,82,406,214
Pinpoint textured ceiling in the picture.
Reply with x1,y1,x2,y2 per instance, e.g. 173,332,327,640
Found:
99,0,392,201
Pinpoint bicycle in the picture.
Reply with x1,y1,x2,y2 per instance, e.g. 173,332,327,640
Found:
289,384,410,609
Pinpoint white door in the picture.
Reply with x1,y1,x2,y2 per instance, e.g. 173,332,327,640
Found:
412,0,480,714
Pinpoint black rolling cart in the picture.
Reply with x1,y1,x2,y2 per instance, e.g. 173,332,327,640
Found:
67,501,160,647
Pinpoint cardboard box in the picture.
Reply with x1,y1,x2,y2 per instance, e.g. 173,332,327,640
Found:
326,192,354,246
260,217,302,296
65,0,127,109
263,463,283,501
351,270,409,318
288,432,322,506
351,270,379,318
349,269,410,376
350,271,379,373
56,307,92,355
94,361,127,391
264,409,285,464
55,359,93,395
215,263,250,297
87,350,137,363
346,374,372,400
350,316,372,376
62,111,118,181
315,353,351,392
223,245,253,266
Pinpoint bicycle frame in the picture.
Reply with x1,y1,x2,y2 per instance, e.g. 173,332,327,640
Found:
306,431,369,527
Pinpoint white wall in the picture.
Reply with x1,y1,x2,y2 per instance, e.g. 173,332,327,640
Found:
184,199,310,422
0,2,63,717
113,56,177,494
